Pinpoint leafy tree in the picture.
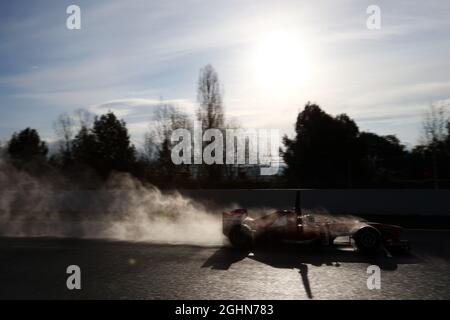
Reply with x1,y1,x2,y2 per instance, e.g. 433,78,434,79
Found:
358,132,407,185
92,112,136,178
282,102,410,188
72,126,98,166
71,112,136,179
7,128,48,169
282,103,360,187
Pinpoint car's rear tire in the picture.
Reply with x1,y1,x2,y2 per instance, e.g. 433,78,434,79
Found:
228,225,253,250
353,227,381,254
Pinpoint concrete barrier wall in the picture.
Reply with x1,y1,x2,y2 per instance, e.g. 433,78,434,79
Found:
179,189,450,216
3,189,448,217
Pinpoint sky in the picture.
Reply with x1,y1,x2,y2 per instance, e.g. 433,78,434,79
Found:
1,0,450,150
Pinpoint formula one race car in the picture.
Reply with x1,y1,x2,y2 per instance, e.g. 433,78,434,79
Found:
223,191,410,254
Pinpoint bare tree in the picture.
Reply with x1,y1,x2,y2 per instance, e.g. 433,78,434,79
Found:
223,117,241,180
422,102,449,189
197,64,224,130
144,103,190,162
53,108,95,152
54,113,75,156
73,108,95,130
53,109,96,167
143,103,192,186
196,64,227,183
422,103,448,145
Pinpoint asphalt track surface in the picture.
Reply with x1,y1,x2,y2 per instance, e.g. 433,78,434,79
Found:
0,229,449,299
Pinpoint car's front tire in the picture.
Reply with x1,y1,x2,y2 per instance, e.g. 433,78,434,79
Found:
353,227,381,254
228,225,253,250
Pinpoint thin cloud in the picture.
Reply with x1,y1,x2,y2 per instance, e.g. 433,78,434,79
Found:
0,0,450,148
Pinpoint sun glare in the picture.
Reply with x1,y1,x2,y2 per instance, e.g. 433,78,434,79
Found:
251,30,310,96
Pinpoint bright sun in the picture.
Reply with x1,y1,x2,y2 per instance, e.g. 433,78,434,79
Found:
251,30,310,96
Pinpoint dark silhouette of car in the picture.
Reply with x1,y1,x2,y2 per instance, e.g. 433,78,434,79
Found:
222,191,410,254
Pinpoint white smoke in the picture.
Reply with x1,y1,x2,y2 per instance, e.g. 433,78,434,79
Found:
0,157,367,246
0,158,224,246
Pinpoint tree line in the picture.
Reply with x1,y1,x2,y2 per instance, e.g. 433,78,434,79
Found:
1,65,449,189
283,102,450,188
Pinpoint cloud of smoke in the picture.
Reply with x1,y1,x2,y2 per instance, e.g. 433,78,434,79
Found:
0,156,368,247
0,158,224,246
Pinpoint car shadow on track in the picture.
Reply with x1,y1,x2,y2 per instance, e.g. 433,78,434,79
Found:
202,244,420,299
